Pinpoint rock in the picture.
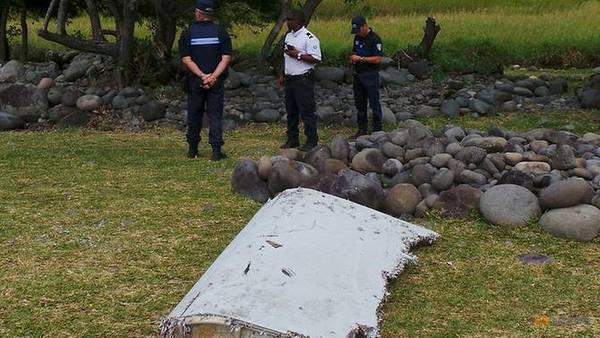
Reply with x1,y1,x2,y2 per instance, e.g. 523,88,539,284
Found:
355,136,375,150
231,160,270,203
58,109,92,127
382,106,396,124
63,58,91,81
305,145,331,172
433,185,482,218
314,67,345,83
141,100,166,122
513,87,534,97
479,184,541,226
384,183,422,216
513,162,551,175
322,158,348,175
330,135,350,161
408,60,429,79
0,111,25,131
462,136,507,153
0,60,25,82
381,142,404,159
76,94,103,111
112,95,129,110
432,168,455,191
469,99,493,115
549,144,576,170
504,152,523,166
459,169,487,186
60,89,79,107
37,77,55,90
47,87,63,105
380,68,409,85
390,129,409,146
279,148,303,161
405,120,433,149
579,89,600,109
441,99,460,117
534,86,550,97
316,105,340,124
455,146,487,164
119,87,139,98
540,205,600,242
445,127,466,143
412,164,437,186
327,169,385,210
498,170,534,190
224,71,242,90
0,83,48,122
257,156,272,180
352,148,386,174
431,153,452,168
267,160,318,195
255,109,280,123
539,178,593,209
382,159,403,176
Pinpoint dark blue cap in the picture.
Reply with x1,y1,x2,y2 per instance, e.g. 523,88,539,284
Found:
351,16,367,34
196,0,215,13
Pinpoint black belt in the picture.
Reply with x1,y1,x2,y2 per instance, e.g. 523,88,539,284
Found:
285,70,314,81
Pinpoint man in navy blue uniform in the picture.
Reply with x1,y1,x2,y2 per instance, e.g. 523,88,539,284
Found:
349,16,384,139
178,0,232,160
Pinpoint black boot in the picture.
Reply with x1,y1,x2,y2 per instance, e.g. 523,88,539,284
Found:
299,140,318,152
280,138,300,149
187,144,199,159
211,146,227,161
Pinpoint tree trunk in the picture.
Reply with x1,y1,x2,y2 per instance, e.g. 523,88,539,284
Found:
57,0,69,35
118,0,138,86
86,0,105,42
0,4,9,62
302,0,323,26
419,17,441,59
43,0,60,31
20,6,28,61
260,0,291,61
151,0,176,60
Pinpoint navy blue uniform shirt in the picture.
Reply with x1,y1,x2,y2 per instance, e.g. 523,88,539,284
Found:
352,29,383,73
179,21,232,76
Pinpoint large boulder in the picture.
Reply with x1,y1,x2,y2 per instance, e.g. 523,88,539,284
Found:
433,185,482,218
0,60,25,82
305,145,331,172
540,205,600,242
0,83,48,122
63,57,91,82
479,184,541,227
384,184,422,216
579,89,600,109
0,111,25,131
231,160,270,203
539,178,593,209
267,160,318,196
351,148,386,174
408,60,429,79
327,169,384,210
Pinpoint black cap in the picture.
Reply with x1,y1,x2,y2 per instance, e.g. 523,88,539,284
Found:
196,0,215,13
351,16,367,34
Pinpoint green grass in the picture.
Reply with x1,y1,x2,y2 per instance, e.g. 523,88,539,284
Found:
16,1,600,72
1,111,599,337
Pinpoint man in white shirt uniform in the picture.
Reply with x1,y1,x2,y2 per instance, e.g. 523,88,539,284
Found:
279,10,322,151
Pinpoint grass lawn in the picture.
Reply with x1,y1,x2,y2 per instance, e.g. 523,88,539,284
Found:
1,111,599,337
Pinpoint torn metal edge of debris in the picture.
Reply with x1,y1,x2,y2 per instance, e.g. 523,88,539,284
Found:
160,188,440,338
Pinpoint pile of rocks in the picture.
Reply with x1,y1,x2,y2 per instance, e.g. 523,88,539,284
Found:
232,121,600,242
1,53,596,132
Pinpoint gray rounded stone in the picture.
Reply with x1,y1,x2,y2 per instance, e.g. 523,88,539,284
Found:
384,183,422,216
330,135,350,161
0,111,25,131
540,205,600,242
441,99,460,117
539,178,593,209
352,148,386,174
432,168,455,191
76,94,103,111
479,184,541,227
254,109,280,123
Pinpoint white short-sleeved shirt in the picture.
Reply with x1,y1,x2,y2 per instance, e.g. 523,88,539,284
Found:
283,27,322,76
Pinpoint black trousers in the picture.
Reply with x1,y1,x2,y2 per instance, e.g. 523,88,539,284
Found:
186,77,224,148
353,71,382,133
285,75,318,144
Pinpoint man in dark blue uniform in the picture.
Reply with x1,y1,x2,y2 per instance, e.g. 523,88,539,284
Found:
178,0,232,160
349,16,384,139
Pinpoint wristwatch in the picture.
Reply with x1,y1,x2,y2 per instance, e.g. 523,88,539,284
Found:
297,53,303,60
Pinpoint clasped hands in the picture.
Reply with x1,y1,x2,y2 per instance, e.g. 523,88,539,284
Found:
200,73,218,89
349,55,363,64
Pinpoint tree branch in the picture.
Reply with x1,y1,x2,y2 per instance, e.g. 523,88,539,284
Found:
43,0,60,31
85,0,105,42
37,30,118,57
57,0,69,35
